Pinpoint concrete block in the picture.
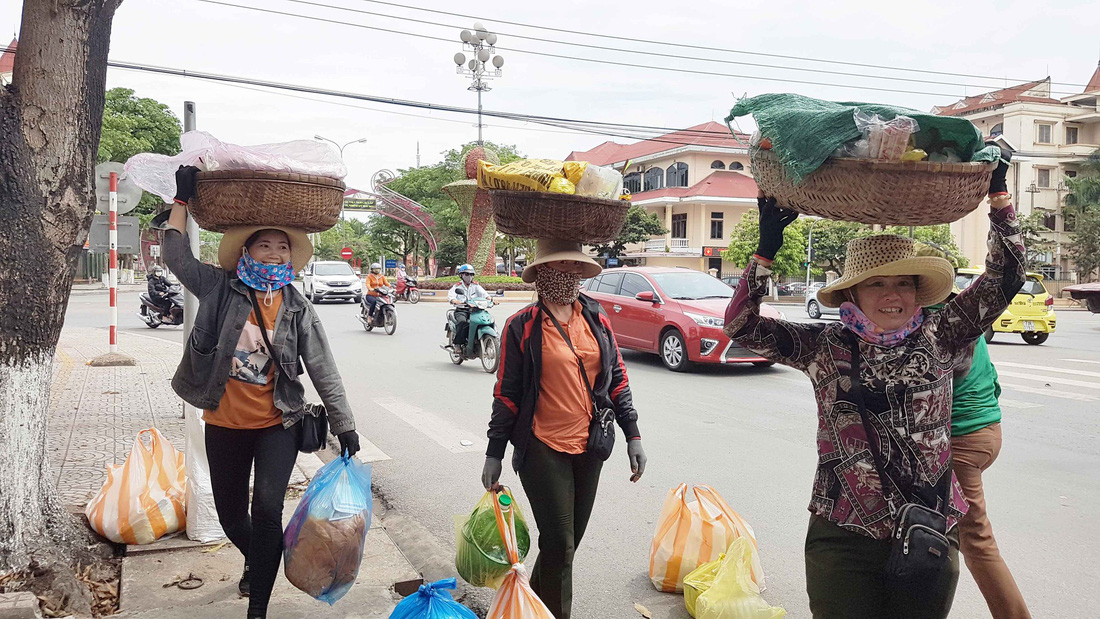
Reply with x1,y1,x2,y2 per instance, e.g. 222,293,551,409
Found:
0,592,42,619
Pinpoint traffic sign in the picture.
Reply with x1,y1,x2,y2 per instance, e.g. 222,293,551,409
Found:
340,247,353,259
88,214,140,254
94,162,143,215
385,259,397,269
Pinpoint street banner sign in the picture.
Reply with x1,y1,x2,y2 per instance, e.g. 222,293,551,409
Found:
343,198,377,212
88,214,140,253
385,259,397,269
340,247,354,259
95,162,144,215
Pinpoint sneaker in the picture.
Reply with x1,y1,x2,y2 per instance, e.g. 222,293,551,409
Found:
238,564,250,597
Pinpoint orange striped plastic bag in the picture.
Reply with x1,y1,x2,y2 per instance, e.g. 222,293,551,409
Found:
648,484,764,593
486,491,554,619
85,428,187,545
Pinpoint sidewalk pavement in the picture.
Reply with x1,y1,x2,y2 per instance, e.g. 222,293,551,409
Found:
49,327,423,618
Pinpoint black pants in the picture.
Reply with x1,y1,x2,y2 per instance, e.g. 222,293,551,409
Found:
206,423,300,618
453,308,470,346
364,294,380,316
518,438,604,619
805,514,960,619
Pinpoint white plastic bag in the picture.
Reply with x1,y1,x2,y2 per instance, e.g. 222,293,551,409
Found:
184,405,224,543
853,111,919,161
125,131,348,202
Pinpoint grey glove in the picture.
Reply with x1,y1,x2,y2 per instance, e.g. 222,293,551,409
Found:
481,456,502,490
627,439,647,482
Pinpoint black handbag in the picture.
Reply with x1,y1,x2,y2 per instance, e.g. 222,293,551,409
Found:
846,338,952,587
542,304,616,461
248,289,328,453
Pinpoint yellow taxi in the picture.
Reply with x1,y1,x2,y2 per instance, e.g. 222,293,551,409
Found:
955,268,1056,345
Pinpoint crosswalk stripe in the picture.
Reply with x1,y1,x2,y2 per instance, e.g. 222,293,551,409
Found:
996,361,1100,379
997,370,1100,390
998,399,1043,410
999,383,1098,402
356,438,392,463
373,396,486,454
1062,359,1100,365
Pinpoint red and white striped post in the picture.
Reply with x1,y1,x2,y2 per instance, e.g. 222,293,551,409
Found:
108,172,119,353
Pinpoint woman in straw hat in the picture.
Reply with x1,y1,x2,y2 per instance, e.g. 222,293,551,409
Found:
482,238,647,619
723,152,1025,618
160,167,360,619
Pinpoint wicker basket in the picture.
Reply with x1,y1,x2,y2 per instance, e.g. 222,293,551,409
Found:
190,170,346,233
490,190,630,243
751,150,996,225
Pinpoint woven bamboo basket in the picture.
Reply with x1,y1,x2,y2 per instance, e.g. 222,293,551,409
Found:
190,170,346,233
751,150,997,225
490,190,630,243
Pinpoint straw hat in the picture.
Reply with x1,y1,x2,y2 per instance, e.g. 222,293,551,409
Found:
817,234,954,308
217,225,313,272
521,239,602,283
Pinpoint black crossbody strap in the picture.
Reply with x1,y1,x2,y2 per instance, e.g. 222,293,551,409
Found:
248,287,280,377
540,302,599,412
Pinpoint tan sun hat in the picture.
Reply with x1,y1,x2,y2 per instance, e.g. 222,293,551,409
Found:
521,239,602,283
217,225,313,272
817,234,954,308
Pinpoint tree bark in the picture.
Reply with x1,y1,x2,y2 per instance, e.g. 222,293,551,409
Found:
0,0,121,571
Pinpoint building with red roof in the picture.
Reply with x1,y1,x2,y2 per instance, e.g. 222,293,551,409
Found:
0,38,16,86
934,64,1100,281
566,121,758,275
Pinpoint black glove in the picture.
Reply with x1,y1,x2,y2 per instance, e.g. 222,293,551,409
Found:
756,196,799,260
173,165,200,205
337,430,360,458
987,142,1012,195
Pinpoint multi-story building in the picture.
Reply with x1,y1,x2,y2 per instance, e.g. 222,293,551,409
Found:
934,63,1100,280
565,121,758,277
0,38,15,86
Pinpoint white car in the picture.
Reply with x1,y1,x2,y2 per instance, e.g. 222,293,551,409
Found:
301,261,363,304
805,288,839,319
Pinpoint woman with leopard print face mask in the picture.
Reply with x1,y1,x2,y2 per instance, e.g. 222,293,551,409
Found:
482,238,647,619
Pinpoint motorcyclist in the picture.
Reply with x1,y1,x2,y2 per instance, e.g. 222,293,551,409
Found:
147,265,174,312
364,262,390,318
448,264,489,347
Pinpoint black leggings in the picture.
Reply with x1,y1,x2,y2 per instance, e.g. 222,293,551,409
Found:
206,423,300,617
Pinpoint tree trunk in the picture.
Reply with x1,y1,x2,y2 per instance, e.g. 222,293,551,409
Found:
0,0,121,571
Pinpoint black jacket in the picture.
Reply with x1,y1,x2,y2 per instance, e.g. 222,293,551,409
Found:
488,295,641,471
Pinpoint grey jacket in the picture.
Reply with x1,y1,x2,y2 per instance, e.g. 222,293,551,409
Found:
163,229,355,435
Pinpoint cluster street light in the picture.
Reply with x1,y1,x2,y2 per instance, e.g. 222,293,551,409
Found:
452,22,504,145
315,135,367,251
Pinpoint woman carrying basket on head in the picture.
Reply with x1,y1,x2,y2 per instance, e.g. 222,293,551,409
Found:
481,239,648,619
723,153,1025,618
158,166,360,619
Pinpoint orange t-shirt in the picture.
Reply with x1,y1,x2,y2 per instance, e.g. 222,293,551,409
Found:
204,294,284,430
533,302,602,454
366,273,389,295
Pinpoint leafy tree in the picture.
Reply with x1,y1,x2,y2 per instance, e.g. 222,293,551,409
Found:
590,205,667,259
97,88,182,218
1069,211,1100,281
805,219,870,275
1017,212,1057,271
882,224,968,268
498,235,536,274
313,219,379,262
722,210,808,277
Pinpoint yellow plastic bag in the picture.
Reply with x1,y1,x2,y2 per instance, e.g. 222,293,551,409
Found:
684,553,724,617
84,428,187,545
695,539,785,619
649,484,764,593
476,159,587,194
485,490,555,618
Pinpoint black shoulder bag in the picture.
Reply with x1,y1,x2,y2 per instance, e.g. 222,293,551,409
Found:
541,304,616,461
846,338,952,589
248,288,328,453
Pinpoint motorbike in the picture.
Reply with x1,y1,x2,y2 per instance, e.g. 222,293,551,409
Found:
395,276,421,304
443,293,500,373
137,285,184,328
358,286,398,335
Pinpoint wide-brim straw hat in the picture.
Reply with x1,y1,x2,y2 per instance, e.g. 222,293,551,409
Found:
521,239,602,283
217,224,313,272
817,234,954,308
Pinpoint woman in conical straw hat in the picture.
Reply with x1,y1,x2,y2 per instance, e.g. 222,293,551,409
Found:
723,149,1026,618
481,238,647,619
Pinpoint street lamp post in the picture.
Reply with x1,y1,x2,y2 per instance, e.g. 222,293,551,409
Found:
315,135,367,252
452,22,504,146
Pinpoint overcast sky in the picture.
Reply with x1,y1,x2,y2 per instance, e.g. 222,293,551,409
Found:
3,0,1099,192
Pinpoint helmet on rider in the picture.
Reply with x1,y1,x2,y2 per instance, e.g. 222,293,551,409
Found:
151,266,164,276
457,264,475,282
370,262,382,274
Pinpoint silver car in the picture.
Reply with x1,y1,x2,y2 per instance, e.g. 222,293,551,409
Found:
805,288,839,319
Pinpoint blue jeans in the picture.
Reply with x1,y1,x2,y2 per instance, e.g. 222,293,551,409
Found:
364,295,381,316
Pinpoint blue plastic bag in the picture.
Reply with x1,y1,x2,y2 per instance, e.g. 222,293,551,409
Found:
283,456,372,605
390,578,478,619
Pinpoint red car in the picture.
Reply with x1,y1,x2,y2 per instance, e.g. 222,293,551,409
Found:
582,267,783,371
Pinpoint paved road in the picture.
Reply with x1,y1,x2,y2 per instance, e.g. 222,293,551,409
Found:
65,290,1100,617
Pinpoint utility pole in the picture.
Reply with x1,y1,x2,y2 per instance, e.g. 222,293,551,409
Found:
453,23,505,146
315,135,366,253
183,102,199,340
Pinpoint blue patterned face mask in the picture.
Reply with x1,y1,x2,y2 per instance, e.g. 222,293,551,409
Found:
237,251,294,304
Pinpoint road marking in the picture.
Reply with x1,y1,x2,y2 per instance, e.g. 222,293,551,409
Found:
373,396,485,454
996,361,1100,379
354,438,392,463
996,370,1100,391
999,382,1099,401
1062,359,1100,365
997,399,1043,410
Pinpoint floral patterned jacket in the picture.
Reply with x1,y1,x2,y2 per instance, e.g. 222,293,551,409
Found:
723,205,1025,539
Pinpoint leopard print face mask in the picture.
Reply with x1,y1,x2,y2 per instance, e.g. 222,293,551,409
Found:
536,266,582,306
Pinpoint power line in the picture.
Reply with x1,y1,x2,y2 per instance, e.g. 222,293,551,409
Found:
353,0,1091,90
276,0,1082,96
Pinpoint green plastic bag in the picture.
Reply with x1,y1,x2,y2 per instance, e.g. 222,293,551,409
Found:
454,489,531,589
695,539,786,619
684,553,724,618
